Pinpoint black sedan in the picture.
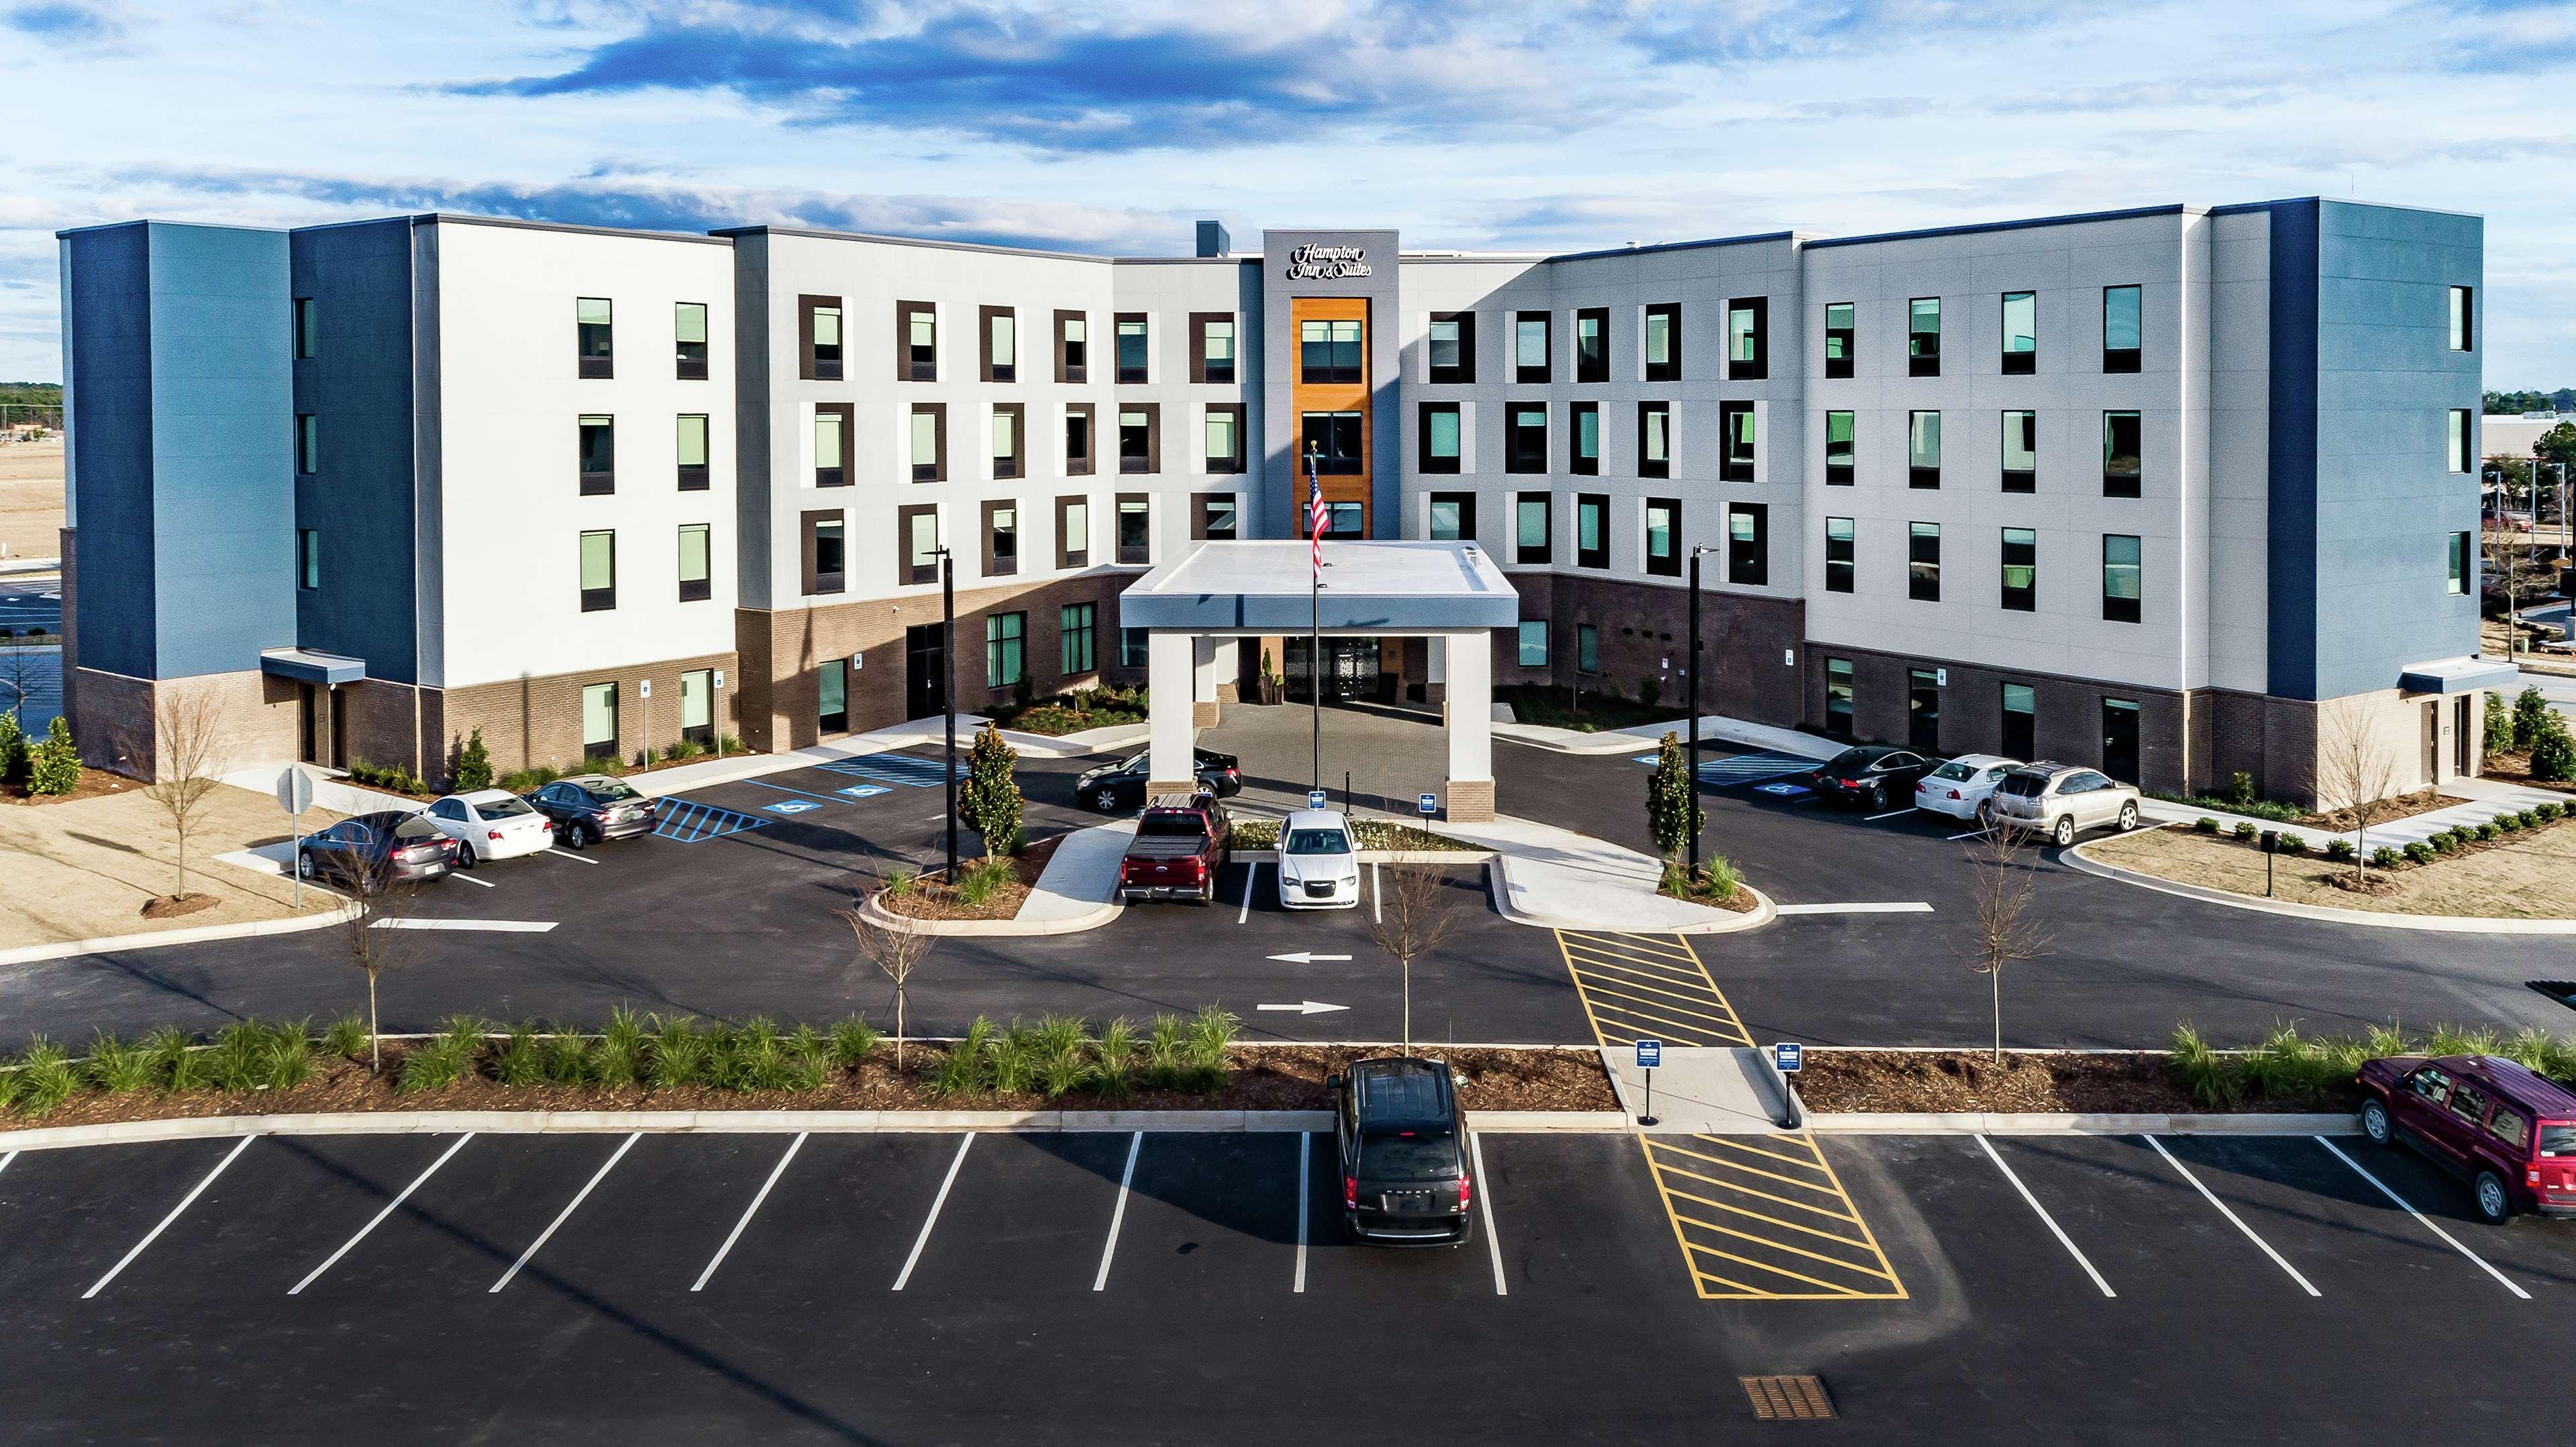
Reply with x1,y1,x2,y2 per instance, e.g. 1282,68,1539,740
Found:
521,774,659,849
1075,748,1243,812
1808,745,1939,810
297,810,454,892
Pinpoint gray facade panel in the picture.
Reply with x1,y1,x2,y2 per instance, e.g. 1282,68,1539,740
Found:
291,217,420,683
1259,229,1400,539
62,223,156,680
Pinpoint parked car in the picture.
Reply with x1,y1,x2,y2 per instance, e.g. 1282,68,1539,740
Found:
419,789,555,868
1914,753,2024,824
298,810,454,891
1074,747,1243,812
1119,794,1231,904
1986,762,2141,845
1276,808,1360,910
1808,745,1938,811
1328,1056,1474,1247
521,774,658,849
2356,1053,2576,1222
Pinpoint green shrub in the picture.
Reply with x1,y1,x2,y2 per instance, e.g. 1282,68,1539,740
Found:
2497,814,2524,835
2275,833,2307,855
27,715,79,795
931,1018,995,1097
2325,838,2355,861
2370,845,2402,869
828,1017,880,1071
718,735,745,755
322,1015,369,1061
2513,687,2555,753
580,753,626,778
2532,714,2576,782
545,1030,593,1085
2538,802,2566,823
716,1017,791,1091
595,1006,645,1087
2471,822,2499,842
2485,690,2518,753
1186,1005,1238,1090
12,1038,77,1115
954,855,1018,908
2428,830,2458,853
2518,809,2543,829
347,759,430,795
648,1014,705,1089
147,1025,207,1091
784,1024,829,1091
1092,1017,1137,1100
2232,820,2259,842
2226,771,2257,808
494,1023,544,1087
0,710,26,786
399,1017,485,1093
2402,841,2433,864
1145,1014,1186,1089
498,764,562,793
454,729,494,791
659,738,706,764
0,1063,17,1114
207,1021,269,1091
985,1020,1035,1095
2194,816,2220,833
84,1031,153,1093
2166,1024,2240,1108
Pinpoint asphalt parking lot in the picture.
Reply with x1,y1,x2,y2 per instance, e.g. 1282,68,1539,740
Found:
5,1123,2573,1443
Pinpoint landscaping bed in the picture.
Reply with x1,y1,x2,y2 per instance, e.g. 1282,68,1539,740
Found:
874,836,1060,922
2090,805,2576,918
1227,818,1483,853
0,765,125,806
982,685,1147,737
1657,861,1757,912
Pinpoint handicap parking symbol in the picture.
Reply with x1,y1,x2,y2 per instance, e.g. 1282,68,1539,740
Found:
1755,782,1811,798
763,799,821,814
835,784,891,800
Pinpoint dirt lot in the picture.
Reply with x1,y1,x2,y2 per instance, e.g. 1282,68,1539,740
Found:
0,783,344,949
2085,821,2576,920
0,437,62,562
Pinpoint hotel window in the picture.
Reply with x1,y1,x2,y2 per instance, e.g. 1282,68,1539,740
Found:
1429,312,1475,384
982,500,1018,578
986,612,1025,690
1115,313,1149,383
1577,623,1599,676
897,504,939,586
2447,409,2473,474
2103,285,2141,373
1569,402,1598,476
297,528,319,590
2447,531,2470,594
677,413,710,490
296,413,318,474
1119,405,1158,474
1517,620,1548,667
1204,403,1245,474
1057,496,1090,568
1306,318,1363,383
1515,493,1551,565
1825,657,1855,739
1302,411,1363,474
582,683,619,758
1429,492,1476,541
801,296,843,380
2103,534,2142,623
817,661,847,735
1193,313,1237,384
1721,402,1755,484
1726,297,1766,380
813,405,851,488
1823,302,1855,379
1420,403,1462,474
1120,627,1149,669
2002,410,2037,493
910,403,946,483
1728,502,1767,587
1824,517,1854,593
802,511,845,595
992,403,1023,479
1908,410,1941,488
2000,527,2037,612
1196,494,1238,541
1117,494,1151,564
1574,307,1608,384
1508,405,1549,474
678,523,711,602
1514,313,1551,383
1644,498,1680,577
980,306,1017,383
2001,683,2037,759
579,529,616,612
1325,501,1365,538
1638,402,1671,479
1908,297,1941,376
1908,522,1941,601
2000,290,2037,375
898,301,937,381
2104,411,2143,496
1824,411,1855,486
577,297,613,378
676,301,709,379
1576,493,1609,570
578,415,614,494
1066,404,1094,476
293,297,316,360
1646,302,1682,382
681,669,713,747
1057,311,1088,383
1061,602,1097,676
2449,286,2473,352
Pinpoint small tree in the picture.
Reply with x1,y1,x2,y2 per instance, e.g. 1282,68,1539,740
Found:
1643,731,1703,879
956,722,1023,859
1959,823,2051,1064
454,729,494,791
2512,686,2555,755
336,851,417,1073
1365,864,1465,1056
2530,712,2576,784
2318,699,2399,883
2483,690,2518,755
0,647,40,722
2485,533,2557,657
0,710,25,788
141,690,224,902
840,892,938,1071
28,714,79,794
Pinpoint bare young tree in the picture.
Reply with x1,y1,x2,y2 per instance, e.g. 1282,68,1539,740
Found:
140,689,224,902
2485,531,2557,659
0,647,40,722
1959,824,2052,1064
334,851,417,1074
840,885,939,1071
2320,699,2400,883
1365,865,1465,1057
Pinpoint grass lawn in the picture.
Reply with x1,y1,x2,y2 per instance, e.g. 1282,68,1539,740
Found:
0,784,346,948
2086,822,2576,920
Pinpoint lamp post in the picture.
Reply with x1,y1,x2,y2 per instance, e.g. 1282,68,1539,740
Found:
939,545,958,883
1306,444,1325,795
1686,545,1716,877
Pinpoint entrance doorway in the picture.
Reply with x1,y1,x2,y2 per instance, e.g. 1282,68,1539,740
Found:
298,683,317,764
2423,701,2440,784
2102,698,2141,785
1282,639,1382,704
904,625,945,720
2456,695,2472,775
1907,669,1941,751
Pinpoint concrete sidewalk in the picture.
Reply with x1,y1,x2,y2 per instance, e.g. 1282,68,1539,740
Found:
2141,775,2568,853
1600,1046,1800,1133
1496,711,1840,761
1017,820,1131,929
1432,814,1775,934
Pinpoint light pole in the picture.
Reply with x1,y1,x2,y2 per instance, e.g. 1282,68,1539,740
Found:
1686,545,1716,877
1306,444,1325,796
939,545,958,883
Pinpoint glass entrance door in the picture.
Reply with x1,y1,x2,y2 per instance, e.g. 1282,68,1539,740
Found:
2102,698,2141,785
905,625,945,720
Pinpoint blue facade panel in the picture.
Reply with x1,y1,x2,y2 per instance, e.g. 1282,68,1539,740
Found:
62,225,157,680
291,219,419,684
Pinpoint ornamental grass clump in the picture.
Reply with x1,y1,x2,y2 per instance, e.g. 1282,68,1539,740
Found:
322,1015,370,1062
544,1028,594,1086
1144,1014,1187,1090
85,1032,154,1093
11,1038,78,1116
399,1016,486,1093
1186,1005,1239,1090
649,1014,706,1089
828,1018,880,1073
1092,1017,1138,1100
494,1023,545,1087
931,1018,995,1098
594,1007,646,1087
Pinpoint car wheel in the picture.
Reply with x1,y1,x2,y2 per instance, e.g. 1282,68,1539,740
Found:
1869,783,1888,812
458,842,478,870
2117,801,2140,832
297,850,316,880
2052,815,2076,847
1094,788,1121,812
2473,1170,2512,1224
2359,1099,2393,1146
562,824,587,852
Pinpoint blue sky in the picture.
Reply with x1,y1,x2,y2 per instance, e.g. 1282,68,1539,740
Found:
4,0,2573,383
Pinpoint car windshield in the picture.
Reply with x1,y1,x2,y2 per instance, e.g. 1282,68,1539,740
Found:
391,816,442,841
581,779,642,802
1996,773,2046,798
1284,828,1351,855
1137,812,1206,837
1357,1131,1460,1182
2541,1124,2576,1158
476,797,535,818
1928,761,1976,782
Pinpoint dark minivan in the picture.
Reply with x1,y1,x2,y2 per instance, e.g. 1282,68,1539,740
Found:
1328,1057,1474,1247
2356,1053,2576,1222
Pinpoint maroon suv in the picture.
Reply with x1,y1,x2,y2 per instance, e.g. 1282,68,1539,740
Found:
2355,1053,2576,1222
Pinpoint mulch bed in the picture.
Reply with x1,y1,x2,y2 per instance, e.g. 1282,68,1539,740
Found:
876,836,1062,921
1,768,131,806
1796,1051,2359,1114
2480,751,2576,796
2296,788,2464,830
139,893,219,920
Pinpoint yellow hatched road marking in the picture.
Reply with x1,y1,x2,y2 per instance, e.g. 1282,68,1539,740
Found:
1569,973,1750,1024
1657,1134,1831,1173
1674,1215,1901,1283
1658,1175,1863,1226
1649,1150,1853,1203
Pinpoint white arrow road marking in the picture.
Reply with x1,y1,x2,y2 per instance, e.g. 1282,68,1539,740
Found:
372,918,559,932
1266,951,1354,964
1255,1001,1350,1015
1773,902,1935,916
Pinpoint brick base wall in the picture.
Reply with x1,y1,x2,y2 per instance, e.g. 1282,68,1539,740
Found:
439,649,742,782
1506,574,1805,729
68,666,300,782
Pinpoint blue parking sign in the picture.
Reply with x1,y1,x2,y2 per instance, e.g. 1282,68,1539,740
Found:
1635,1038,1662,1069
1308,790,1327,810
1773,1041,1802,1073
1419,792,1437,816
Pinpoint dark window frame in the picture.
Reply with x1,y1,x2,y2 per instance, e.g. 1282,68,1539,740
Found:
1908,409,1941,489
295,413,318,475
578,414,614,496
2000,527,2037,612
1576,492,1610,570
2000,290,2037,376
1644,496,1681,578
985,610,1027,690
981,498,1019,578
1298,316,1363,384
1566,401,1597,476
1300,411,1363,474
909,402,947,484
1190,311,1238,384
1514,492,1552,566
2449,284,2475,353
1115,493,1151,566
297,527,319,590
676,413,711,491
1825,657,1855,739
799,294,843,381
1428,311,1476,384
1115,312,1149,384
1823,302,1854,379
991,402,1025,480
1194,492,1239,541
896,300,937,382
1720,400,1755,483
2103,284,2142,374
2103,533,2143,623
1574,306,1609,384
2002,409,2037,493
1824,516,1854,594
1419,402,1463,474
1824,410,1855,486
1724,297,1765,381
1055,309,1087,383
293,297,316,360
1514,311,1551,384
896,504,940,586
1908,521,1941,602
1507,403,1549,475
1727,501,1767,587
1638,400,1671,480
2104,410,2143,497
1066,403,1095,476
1056,495,1090,569
978,305,1017,384
1118,403,1160,475
813,403,852,489
801,509,846,596
1060,602,1098,676
1204,402,1246,474
1646,302,1684,383
577,297,613,379
1908,296,1941,377
678,522,712,602
2446,530,2471,594
1427,490,1476,543
676,301,709,380
579,528,617,612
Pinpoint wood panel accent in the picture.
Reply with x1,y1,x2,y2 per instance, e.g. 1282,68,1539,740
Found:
1288,295,1373,532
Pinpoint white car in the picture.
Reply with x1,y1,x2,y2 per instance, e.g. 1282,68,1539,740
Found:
1913,754,2024,823
419,789,555,868
1276,809,1361,910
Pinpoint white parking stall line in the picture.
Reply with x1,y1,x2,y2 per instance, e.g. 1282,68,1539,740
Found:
2144,1134,2320,1297
291,1132,476,1295
893,1134,975,1291
488,1132,640,1293
1093,1131,1143,1293
1946,828,1992,842
539,849,601,865
372,918,558,932
2316,1136,2529,1299
1773,902,1936,916
84,1134,257,1299
450,872,498,888
1238,861,1261,924
0,1149,15,1181
1975,1134,2114,1298
1294,1133,1310,1295
1863,808,1914,822
692,1132,808,1293
1470,1132,1506,1296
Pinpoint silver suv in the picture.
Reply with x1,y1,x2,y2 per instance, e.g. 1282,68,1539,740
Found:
1988,762,2142,845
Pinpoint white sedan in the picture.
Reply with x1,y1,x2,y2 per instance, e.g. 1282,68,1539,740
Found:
1276,809,1361,910
1913,754,2024,823
420,789,556,868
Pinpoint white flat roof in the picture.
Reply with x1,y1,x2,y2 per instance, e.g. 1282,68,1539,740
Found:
1119,541,1519,633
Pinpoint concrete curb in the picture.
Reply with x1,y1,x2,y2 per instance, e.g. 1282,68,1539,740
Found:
0,900,361,967
2064,841,2576,934
1484,865,1778,936
1804,1111,2359,1136
852,888,1123,939
1464,1110,1632,1131
0,1110,1344,1151
1231,848,1497,865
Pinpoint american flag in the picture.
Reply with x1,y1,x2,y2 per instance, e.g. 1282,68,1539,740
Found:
1307,467,1328,574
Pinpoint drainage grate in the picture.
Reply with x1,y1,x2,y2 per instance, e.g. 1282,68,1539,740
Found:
1742,1375,1836,1421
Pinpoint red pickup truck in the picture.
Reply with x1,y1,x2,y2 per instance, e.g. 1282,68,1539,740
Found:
1119,794,1232,905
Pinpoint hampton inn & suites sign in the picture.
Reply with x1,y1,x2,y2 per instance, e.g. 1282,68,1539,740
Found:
1284,244,1371,280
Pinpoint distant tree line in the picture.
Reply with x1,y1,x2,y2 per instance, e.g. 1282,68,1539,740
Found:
0,382,61,409
2486,388,2576,415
